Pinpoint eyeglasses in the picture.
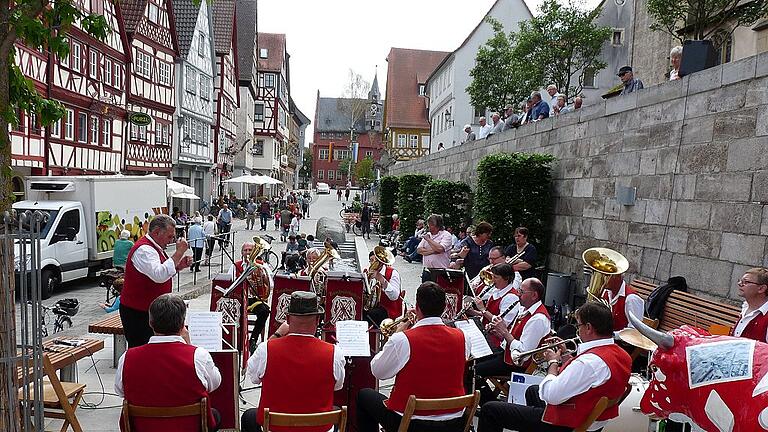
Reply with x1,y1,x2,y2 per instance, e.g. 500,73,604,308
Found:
618,72,629,77
738,279,763,287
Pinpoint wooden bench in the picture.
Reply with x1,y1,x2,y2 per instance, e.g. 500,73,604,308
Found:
88,314,125,367
629,279,742,334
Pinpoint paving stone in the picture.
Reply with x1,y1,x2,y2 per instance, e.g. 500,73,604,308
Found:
663,227,689,254
645,199,672,225
640,150,659,175
619,200,648,223
681,115,715,144
582,198,605,218
627,223,666,248
712,108,757,141
725,137,768,171
687,65,723,95
721,55,757,85
677,142,728,174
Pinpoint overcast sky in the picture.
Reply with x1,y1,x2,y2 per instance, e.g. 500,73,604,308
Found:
256,0,597,145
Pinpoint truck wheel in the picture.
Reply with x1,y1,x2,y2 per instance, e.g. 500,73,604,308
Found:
40,269,58,300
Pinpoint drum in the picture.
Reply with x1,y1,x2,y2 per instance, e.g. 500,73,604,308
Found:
603,374,652,432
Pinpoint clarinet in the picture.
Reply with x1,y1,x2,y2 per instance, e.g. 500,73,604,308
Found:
485,300,521,332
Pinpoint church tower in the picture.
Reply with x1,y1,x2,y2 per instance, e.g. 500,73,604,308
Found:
366,70,383,132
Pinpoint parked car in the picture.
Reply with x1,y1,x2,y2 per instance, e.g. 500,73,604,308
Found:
316,182,330,194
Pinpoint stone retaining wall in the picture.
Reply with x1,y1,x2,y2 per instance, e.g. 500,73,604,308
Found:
390,53,768,304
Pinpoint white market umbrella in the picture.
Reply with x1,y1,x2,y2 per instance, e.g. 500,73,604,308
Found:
172,192,200,200
166,178,194,195
224,174,283,185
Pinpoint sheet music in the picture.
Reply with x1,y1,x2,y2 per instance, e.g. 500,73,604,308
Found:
187,311,223,352
508,373,545,403
455,320,493,359
335,320,371,357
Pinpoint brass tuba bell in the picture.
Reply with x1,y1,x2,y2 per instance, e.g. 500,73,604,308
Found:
582,247,628,304
307,240,341,297
364,246,396,310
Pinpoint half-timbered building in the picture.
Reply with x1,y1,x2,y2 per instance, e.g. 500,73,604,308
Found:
172,0,216,209
119,0,180,173
211,0,239,197
254,33,290,184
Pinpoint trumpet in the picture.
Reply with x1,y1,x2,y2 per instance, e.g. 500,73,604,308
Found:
510,335,581,366
380,310,416,338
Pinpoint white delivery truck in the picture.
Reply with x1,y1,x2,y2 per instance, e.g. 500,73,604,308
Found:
13,175,167,298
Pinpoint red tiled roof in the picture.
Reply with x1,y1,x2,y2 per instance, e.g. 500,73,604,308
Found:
119,0,148,34
211,0,235,55
384,47,449,130
257,33,285,72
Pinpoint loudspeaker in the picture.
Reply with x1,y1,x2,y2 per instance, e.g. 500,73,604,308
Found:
679,39,718,77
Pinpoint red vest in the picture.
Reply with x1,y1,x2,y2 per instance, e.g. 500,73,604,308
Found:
386,325,466,416
121,236,173,312
258,335,336,432
542,344,631,428
733,308,768,343
485,288,519,348
121,341,214,431
602,285,637,331
378,266,403,319
504,303,550,367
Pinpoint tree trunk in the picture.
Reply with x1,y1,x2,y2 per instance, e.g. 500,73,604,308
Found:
0,26,21,430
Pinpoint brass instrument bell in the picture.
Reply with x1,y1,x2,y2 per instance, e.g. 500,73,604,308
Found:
582,247,628,303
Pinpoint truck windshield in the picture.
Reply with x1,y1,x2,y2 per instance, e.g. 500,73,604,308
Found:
10,209,59,238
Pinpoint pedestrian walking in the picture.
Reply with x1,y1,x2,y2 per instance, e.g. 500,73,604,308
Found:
187,217,205,272
259,198,271,231
345,187,350,202
337,188,342,201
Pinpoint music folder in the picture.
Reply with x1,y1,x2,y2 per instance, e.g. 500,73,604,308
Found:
334,320,371,357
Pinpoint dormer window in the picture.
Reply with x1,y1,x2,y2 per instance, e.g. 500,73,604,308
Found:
418,84,426,96
259,48,268,59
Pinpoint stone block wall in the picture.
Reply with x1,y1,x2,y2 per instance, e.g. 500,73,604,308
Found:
389,53,768,304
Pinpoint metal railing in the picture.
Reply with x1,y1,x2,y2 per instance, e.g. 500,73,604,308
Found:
174,230,239,289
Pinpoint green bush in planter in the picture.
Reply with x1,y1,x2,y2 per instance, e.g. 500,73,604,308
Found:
397,174,431,236
378,176,400,234
423,179,472,233
473,152,555,256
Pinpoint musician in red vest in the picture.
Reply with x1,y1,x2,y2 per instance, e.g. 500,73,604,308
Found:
732,267,768,343
475,278,551,405
467,263,521,348
116,293,222,431
478,302,631,432
364,247,403,326
241,291,345,432
120,215,192,347
227,241,274,353
357,281,471,432
601,274,645,331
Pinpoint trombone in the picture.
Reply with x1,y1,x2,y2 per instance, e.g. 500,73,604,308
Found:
509,335,582,366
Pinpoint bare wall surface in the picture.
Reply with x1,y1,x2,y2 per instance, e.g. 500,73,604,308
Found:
390,53,768,304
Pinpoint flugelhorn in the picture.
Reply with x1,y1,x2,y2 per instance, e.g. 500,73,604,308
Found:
510,335,582,366
582,247,628,304
380,310,416,338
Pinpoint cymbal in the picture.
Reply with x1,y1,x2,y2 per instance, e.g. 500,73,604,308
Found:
617,328,658,351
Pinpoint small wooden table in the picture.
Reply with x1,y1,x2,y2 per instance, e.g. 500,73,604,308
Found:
88,314,125,367
18,337,105,384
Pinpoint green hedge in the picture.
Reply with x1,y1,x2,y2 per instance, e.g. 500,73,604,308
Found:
473,152,555,256
423,179,472,232
378,176,400,233
397,174,432,235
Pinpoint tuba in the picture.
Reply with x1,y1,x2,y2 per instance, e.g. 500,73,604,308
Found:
228,236,271,300
364,246,395,311
582,247,628,304
307,240,341,298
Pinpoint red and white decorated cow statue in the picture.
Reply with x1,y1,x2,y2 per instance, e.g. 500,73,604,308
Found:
628,312,768,431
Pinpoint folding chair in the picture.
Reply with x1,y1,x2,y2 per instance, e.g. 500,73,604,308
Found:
263,406,347,432
121,397,209,431
397,390,480,432
18,354,86,432
573,384,632,432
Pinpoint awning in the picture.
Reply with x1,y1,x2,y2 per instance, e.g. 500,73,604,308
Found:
171,192,200,200
223,174,283,185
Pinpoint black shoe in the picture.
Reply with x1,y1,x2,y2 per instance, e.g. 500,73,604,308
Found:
404,256,412,263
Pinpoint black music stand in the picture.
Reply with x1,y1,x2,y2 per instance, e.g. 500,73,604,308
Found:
429,268,466,320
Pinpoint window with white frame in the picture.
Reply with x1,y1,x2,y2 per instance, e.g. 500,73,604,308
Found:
185,66,196,94
90,116,99,144
199,75,210,100
89,49,98,78
59,40,69,67
328,170,335,180
409,134,418,148
397,134,406,148
77,112,87,142
252,139,264,155
159,62,171,86
148,2,159,23
583,68,596,88
130,123,147,142
29,112,40,135
365,150,373,158
418,84,426,96
259,48,268,59
319,148,329,160
51,118,61,137
65,109,74,139
114,62,121,88
317,170,324,180
264,73,276,88
72,43,82,72
104,58,113,85
136,50,151,78
198,32,206,57
157,122,170,145
102,119,111,147
254,103,264,121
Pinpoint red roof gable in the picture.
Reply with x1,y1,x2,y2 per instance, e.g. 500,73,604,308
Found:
384,47,449,130
257,33,286,73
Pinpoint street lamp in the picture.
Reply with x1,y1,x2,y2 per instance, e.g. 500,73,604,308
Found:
445,108,454,126
181,135,192,150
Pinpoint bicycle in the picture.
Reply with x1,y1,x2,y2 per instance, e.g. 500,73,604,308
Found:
259,234,280,271
32,298,80,337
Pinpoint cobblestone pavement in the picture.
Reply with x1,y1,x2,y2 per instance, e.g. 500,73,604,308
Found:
26,191,433,431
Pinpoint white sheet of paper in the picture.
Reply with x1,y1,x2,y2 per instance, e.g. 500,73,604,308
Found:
187,311,223,352
508,373,545,404
335,320,371,357
454,320,493,359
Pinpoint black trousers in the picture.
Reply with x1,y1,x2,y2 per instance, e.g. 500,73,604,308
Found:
357,388,466,432
364,306,389,327
477,385,601,432
120,304,153,348
475,349,515,405
247,300,270,353
259,213,269,230
192,247,203,271
206,238,216,258
240,407,340,432
219,223,231,248
421,268,434,283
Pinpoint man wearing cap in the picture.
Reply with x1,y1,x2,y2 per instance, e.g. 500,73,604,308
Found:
502,105,519,131
618,66,644,95
241,291,345,432
463,124,476,143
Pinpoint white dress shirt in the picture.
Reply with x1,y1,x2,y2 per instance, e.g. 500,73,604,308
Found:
538,337,615,431
131,234,177,283
734,300,768,341
115,335,222,397
506,301,552,353
371,317,471,420
246,334,346,391
481,283,521,326
604,281,645,329
478,124,493,139
380,265,401,301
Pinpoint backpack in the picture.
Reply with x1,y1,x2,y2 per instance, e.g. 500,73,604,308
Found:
645,276,688,320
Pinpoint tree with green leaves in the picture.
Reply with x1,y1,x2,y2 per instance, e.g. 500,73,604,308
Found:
647,0,768,42
513,0,611,101
467,17,542,114
0,2,108,428
337,157,351,180
299,150,313,187
355,156,375,189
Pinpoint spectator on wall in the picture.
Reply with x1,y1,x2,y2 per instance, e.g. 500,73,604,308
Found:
463,124,476,143
478,116,493,139
618,66,644,95
552,95,567,115
669,46,683,80
502,104,519,131
489,113,504,135
546,84,561,114
529,91,550,121
560,96,582,114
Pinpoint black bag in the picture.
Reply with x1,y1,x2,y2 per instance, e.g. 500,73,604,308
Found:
645,276,687,320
